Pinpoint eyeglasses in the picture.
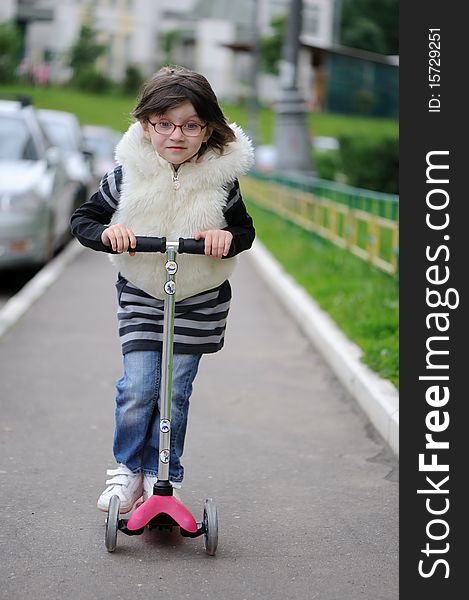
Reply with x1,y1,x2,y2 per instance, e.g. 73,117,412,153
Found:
147,118,207,137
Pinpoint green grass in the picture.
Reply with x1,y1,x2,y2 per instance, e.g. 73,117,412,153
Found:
0,83,135,131
221,104,398,144
307,112,398,141
246,201,399,388
0,83,398,142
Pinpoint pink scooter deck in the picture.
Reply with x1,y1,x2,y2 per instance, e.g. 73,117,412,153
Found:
126,495,198,533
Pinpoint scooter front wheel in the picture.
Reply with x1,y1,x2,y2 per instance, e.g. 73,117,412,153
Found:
203,498,218,556
105,495,120,552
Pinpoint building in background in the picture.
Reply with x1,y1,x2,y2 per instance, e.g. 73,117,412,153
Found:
301,41,399,117
3,0,181,84
2,0,334,101
1,0,397,116
184,0,335,105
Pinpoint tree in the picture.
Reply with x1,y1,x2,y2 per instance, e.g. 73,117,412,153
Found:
342,17,387,54
0,22,22,83
160,29,181,66
67,25,112,92
122,64,145,96
340,0,398,55
259,14,287,75
68,25,106,75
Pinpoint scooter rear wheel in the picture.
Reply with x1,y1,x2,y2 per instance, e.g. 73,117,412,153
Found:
203,498,218,556
105,495,120,552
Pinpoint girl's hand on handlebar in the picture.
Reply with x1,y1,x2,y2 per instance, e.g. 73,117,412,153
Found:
194,229,233,258
101,224,137,255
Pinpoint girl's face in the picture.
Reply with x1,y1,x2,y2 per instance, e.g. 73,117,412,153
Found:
142,101,212,167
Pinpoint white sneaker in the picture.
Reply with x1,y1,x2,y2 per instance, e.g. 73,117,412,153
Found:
171,481,182,502
143,474,158,501
143,475,181,501
97,464,143,513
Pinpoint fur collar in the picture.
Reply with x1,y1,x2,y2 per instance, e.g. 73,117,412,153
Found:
115,121,254,185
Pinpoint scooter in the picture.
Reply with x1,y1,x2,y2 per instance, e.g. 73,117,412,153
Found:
105,236,218,556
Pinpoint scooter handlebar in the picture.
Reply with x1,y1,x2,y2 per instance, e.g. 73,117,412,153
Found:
177,238,206,255
132,236,206,255
134,236,167,253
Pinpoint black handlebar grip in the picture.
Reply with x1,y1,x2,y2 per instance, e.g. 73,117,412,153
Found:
178,238,206,255
134,236,166,252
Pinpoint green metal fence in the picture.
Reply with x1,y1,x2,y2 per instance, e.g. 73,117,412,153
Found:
243,172,399,276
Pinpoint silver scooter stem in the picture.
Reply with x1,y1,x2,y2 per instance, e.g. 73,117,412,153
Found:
158,244,178,482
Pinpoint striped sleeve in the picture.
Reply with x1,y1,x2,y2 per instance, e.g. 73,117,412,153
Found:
70,166,123,252
222,179,255,257
223,179,242,213
99,165,122,210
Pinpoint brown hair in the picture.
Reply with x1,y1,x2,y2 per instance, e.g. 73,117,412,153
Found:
132,65,235,153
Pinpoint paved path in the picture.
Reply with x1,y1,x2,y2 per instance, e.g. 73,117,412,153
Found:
0,249,398,600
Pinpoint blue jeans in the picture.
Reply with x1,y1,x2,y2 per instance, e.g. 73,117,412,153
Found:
113,351,201,483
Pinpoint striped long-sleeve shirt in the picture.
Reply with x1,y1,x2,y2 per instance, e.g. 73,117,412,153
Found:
70,166,255,355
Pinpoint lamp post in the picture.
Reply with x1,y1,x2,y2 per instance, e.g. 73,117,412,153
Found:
247,0,259,148
274,0,314,175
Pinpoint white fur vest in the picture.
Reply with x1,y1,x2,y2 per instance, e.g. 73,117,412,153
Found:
109,121,254,300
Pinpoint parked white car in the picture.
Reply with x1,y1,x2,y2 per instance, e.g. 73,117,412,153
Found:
37,108,93,209
0,99,77,269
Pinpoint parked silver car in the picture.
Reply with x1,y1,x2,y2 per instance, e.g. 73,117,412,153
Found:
0,99,76,269
82,124,121,186
38,108,93,209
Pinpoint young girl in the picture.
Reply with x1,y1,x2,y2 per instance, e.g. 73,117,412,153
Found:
71,66,255,513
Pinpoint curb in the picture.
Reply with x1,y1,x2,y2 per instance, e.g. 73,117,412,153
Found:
0,239,84,340
248,239,399,458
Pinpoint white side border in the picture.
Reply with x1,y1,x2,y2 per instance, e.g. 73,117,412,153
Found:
0,239,84,339
248,239,399,457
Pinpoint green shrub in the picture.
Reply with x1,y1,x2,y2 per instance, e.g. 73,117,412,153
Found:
71,67,114,94
0,22,21,83
121,64,145,97
314,150,341,181
338,134,398,193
